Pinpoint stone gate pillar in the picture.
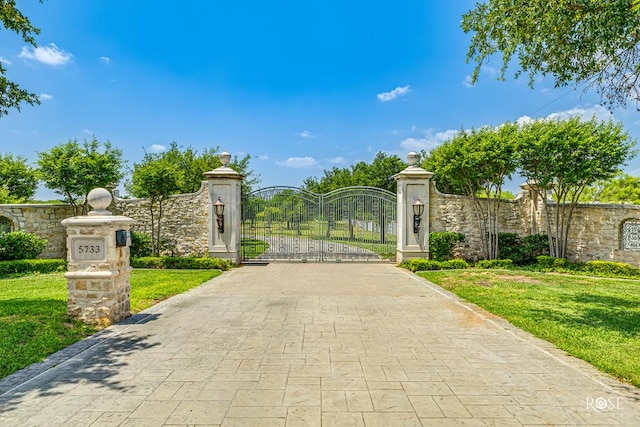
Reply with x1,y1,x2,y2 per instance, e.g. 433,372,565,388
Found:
204,152,244,264
394,152,433,262
61,188,133,326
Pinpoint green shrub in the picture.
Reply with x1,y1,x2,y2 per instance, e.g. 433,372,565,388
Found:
130,231,153,258
439,259,470,270
429,232,465,261
536,256,573,269
0,231,47,260
401,258,469,272
584,260,639,277
0,259,66,277
497,233,548,265
476,259,514,269
401,259,441,272
131,256,231,271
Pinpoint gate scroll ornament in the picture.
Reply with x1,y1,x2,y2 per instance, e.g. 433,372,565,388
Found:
241,186,397,262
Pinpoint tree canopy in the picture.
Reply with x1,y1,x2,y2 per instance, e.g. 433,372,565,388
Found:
517,117,635,257
0,0,43,116
423,124,519,259
0,152,38,202
462,1,640,109
581,173,640,204
37,138,124,214
303,152,406,193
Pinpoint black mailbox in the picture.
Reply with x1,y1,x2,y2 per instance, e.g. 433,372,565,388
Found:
115,230,128,247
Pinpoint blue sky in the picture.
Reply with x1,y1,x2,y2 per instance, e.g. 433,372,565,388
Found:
1,1,639,198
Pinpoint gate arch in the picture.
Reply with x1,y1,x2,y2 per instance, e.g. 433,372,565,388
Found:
241,186,396,262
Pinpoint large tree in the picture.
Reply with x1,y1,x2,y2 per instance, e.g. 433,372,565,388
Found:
37,138,124,214
303,152,406,193
517,117,636,258
127,143,258,255
581,173,640,204
423,124,519,259
0,0,43,116
0,153,38,202
462,1,640,108
128,152,181,256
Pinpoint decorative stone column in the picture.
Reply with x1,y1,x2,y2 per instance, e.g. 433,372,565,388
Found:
393,152,433,262
61,188,133,326
204,152,244,264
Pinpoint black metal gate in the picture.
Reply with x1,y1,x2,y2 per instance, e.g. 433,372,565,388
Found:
241,186,396,262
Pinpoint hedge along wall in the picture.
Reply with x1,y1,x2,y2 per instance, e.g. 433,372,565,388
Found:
110,181,210,256
0,203,74,259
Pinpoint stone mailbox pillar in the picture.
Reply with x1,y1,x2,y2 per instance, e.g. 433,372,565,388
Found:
204,152,244,264
61,188,133,326
393,152,433,262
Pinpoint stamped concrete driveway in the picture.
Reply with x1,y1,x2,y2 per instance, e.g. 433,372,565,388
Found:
1,263,639,426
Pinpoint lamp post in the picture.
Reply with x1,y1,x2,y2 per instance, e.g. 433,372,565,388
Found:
214,197,225,234
412,198,424,234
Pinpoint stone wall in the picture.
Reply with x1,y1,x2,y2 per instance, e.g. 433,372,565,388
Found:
2,180,640,265
0,204,75,259
111,181,210,256
428,182,640,265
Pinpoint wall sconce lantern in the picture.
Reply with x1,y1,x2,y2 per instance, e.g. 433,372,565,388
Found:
214,197,225,234
412,198,424,234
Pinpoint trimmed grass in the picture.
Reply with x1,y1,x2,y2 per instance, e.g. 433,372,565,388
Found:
0,269,221,380
418,270,640,387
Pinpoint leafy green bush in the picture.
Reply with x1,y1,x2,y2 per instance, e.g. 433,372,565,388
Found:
0,231,47,260
131,256,231,271
497,233,548,265
476,259,514,269
536,256,572,269
130,231,153,258
584,260,639,277
401,258,469,272
429,232,465,261
0,259,66,277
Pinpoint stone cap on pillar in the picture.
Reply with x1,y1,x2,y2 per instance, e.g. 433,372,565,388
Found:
393,152,434,181
62,187,133,227
204,151,244,180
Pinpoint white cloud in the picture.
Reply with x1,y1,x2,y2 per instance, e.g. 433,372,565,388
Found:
462,75,474,88
546,105,613,122
275,156,317,168
297,130,315,139
258,154,269,160
400,129,458,152
38,93,53,101
377,85,411,102
149,144,166,153
325,156,346,164
19,43,73,66
0,56,12,65
82,129,93,134
100,56,111,64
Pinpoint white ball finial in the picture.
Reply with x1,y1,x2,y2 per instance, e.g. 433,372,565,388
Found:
407,152,420,167
87,188,113,216
219,152,231,167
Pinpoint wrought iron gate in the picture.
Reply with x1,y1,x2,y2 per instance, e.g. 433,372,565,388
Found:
241,186,397,262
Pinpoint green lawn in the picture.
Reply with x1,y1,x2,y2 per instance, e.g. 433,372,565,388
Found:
418,270,640,387
0,269,221,380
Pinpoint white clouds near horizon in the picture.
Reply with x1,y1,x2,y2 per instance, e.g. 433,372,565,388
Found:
377,85,410,102
149,144,166,153
19,43,73,66
276,156,317,168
